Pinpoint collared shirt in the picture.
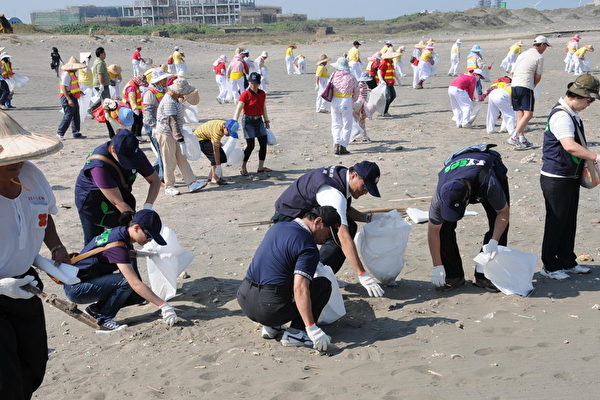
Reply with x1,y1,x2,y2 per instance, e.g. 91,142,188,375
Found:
315,65,329,78
315,170,351,226
92,57,108,87
193,120,226,145
239,88,266,116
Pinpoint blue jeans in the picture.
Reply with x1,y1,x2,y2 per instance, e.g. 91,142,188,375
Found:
57,96,81,136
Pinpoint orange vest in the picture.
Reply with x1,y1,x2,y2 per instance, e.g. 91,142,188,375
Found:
380,59,395,85
122,80,142,110
59,71,82,98
144,86,164,113
0,60,14,79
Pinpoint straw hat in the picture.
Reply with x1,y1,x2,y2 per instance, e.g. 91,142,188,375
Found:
0,112,63,167
427,38,435,45
316,54,331,65
168,78,196,95
107,64,122,75
414,41,425,49
586,44,595,51
288,44,297,48
184,90,200,106
382,52,400,59
61,56,86,71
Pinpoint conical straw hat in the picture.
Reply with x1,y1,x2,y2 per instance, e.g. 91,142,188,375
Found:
62,56,86,71
0,112,63,166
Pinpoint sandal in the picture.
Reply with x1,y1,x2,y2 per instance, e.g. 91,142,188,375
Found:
257,167,272,173
215,178,229,185
240,169,249,176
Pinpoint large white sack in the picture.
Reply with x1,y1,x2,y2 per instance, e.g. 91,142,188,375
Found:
314,263,346,325
367,83,387,116
183,102,199,123
223,136,244,167
354,210,412,284
142,226,194,301
473,246,536,296
181,126,201,161
78,87,93,129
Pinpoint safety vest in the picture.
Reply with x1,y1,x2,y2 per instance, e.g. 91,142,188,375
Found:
60,72,82,98
122,80,142,110
380,59,395,85
147,86,164,102
466,54,481,71
0,60,13,79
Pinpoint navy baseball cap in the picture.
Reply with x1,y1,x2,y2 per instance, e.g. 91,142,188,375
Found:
112,129,144,170
248,72,262,83
132,209,167,246
225,119,239,139
440,180,469,222
353,161,381,197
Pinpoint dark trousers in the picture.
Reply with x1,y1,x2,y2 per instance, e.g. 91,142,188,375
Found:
441,178,510,280
0,80,9,105
131,112,143,137
0,269,47,400
384,85,396,114
243,135,268,163
57,96,80,136
237,277,331,330
540,175,580,271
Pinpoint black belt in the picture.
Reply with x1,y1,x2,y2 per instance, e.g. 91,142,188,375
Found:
244,115,263,120
244,278,277,289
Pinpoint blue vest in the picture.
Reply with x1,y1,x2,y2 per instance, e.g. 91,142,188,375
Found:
74,142,137,225
73,226,132,281
541,104,585,178
275,166,351,218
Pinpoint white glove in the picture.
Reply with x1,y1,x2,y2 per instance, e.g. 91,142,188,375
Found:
431,265,446,287
0,276,36,299
358,272,384,297
143,203,153,210
482,239,499,259
305,324,331,351
215,165,223,179
160,303,178,327
179,142,187,156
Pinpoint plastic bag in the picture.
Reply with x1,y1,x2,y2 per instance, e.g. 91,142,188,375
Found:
473,246,536,296
224,79,235,103
350,119,365,142
266,128,277,145
314,263,346,325
183,103,199,124
354,210,412,284
142,226,194,301
367,83,387,116
78,88,93,129
182,126,201,161
223,136,244,167
10,73,29,89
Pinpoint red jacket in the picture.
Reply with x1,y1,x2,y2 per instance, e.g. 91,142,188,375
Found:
449,73,477,100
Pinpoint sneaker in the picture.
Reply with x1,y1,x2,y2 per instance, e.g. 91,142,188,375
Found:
99,319,127,331
165,186,180,196
507,136,520,146
281,328,313,347
84,304,101,319
188,180,208,193
56,134,65,140
474,275,500,293
461,123,473,128
566,264,591,274
261,325,286,339
519,136,534,148
72,133,86,139
540,268,570,280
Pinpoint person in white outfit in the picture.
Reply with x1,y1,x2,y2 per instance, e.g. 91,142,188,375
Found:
448,39,461,76
255,51,269,92
315,54,331,113
411,41,425,88
328,57,359,155
285,45,296,74
212,55,228,104
564,34,581,73
447,69,484,128
394,46,406,79
481,78,515,134
294,55,306,74
347,40,363,80
500,41,523,74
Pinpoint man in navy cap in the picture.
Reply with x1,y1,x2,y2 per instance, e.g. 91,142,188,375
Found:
75,129,161,244
428,144,510,292
272,161,384,297
64,209,178,331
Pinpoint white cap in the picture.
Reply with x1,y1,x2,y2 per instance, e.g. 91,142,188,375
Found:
533,35,551,46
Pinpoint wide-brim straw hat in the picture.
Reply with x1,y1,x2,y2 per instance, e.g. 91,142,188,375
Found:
0,112,63,166
107,64,122,75
61,56,86,71
184,89,200,106
288,44,297,48
414,41,425,49
382,52,400,59
316,54,331,65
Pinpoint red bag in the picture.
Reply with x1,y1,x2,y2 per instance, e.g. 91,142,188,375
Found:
167,56,174,65
92,105,106,123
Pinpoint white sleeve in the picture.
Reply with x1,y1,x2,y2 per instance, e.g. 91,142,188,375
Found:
60,72,71,87
25,162,58,215
315,185,348,226
548,111,575,141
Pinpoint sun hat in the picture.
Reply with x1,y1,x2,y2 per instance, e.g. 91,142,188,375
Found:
61,56,86,71
455,39,462,44
248,71,262,83
353,161,381,197
316,54,331,65
574,34,582,40
132,209,167,246
107,64,122,75
515,41,523,46
0,53,12,59
136,46,142,50
331,57,350,71
414,41,425,49
397,45,406,52
117,107,134,127
369,52,382,60
357,71,373,82
184,89,200,106
240,49,250,55
168,78,196,95
470,44,482,53
260,51,268,58
567,74,600,100
150,69,173,84
0,112,63,167
427,38,435,44
533,35,551,46
440,180,469,222
472,68,484,77
224,119,239,139
288,44,297,48
381,52,400,60
174,46,180,51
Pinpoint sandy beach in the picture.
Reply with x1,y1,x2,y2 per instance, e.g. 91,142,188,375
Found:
3,17,600,399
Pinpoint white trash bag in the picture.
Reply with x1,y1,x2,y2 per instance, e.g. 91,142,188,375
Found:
354,210,412,284
473,246,536,296
223,136,244,167
33,255,80,285
314,263,346,325
266,128,277,145
367,83,387,116
142,226,194,301
78,87,93,129
181,126,201,161
183,102,200,124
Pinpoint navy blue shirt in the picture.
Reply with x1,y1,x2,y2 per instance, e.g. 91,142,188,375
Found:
245,221,319,286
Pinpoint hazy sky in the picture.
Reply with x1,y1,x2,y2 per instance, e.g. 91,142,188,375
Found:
4,0,593,23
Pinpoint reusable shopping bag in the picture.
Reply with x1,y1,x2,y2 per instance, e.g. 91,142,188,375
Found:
473,246,536,296
314,263,346,325
320,72,335,102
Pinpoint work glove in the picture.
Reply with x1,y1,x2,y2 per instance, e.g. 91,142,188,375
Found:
305,324,331,351
160,303,177,327
482,239,499,259
358,272,384,297
0,276,36,299
431,265,446,287
179,142,187,156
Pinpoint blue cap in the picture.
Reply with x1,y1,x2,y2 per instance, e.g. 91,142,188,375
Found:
225,119,239,139
118,106,134,127
132,209,167,246
111,129,144,170
440,180,469,222
248,72,261,83
353,161,381,197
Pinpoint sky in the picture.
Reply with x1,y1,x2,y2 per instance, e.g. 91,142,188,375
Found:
3,0,594,23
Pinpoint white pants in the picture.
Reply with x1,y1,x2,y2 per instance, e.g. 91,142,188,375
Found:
230,77,245,101
349,61,362,80
394,60,405,77
486,89,515,134
316,77,329,112
411,64,420,88
448,86,472,127
448,54,459,76
168,64,176,74
259,66,269,92
285,55,294,74
175,63,187,75
573,57,589,75
132,60,141,76
294,60,306,74
331,96,353,147
215,74,227,101
564,52,575,73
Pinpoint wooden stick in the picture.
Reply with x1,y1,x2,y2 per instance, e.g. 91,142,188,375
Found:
388,196,431,202
25,285,99,329
238,220,273,227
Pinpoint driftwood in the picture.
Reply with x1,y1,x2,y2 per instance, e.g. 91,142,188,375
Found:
25,284,99,329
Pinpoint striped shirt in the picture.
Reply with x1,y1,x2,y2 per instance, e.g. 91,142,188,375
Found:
155,93,184,140
193,120,226,145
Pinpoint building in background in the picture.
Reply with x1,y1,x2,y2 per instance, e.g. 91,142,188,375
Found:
31,6,137,26
475,0,507,7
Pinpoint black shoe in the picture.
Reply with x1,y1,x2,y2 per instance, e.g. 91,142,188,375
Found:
334,144,340,155
72,133,87,139
439,277,466,292
84,304,101,319
474,276,500,293
339,146,350,155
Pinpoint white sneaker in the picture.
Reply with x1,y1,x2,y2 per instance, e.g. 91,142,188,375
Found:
261,325,286,339
165,186,180,196
567,264,591,274
540,268,570,280
280,328,313,347
507,136,520,146
188,180,207,193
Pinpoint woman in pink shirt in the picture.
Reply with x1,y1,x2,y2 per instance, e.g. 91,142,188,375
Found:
227,52,249,102
448,69,483,128
329,57,359,155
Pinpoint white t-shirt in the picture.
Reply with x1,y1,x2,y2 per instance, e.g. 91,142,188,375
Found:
511,48,544,90
0,162,58,278
315,171,350,226
60,70,72,86
541,98,581,179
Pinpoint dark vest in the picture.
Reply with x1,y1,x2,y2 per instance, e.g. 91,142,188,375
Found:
541,104,585,178
275,166,351,218
73,226,131,281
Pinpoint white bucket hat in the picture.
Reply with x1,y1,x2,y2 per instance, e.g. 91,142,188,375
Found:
331,57,350,71
150,69,173,84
